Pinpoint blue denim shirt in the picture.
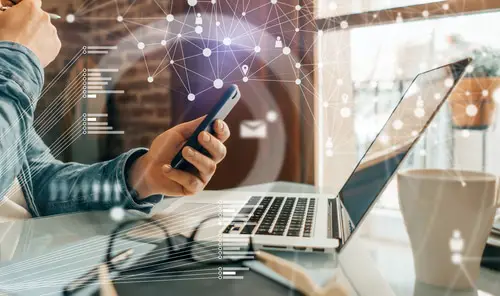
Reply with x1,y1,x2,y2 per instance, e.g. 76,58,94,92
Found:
0,41,162,217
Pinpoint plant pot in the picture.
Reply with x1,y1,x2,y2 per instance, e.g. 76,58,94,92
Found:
448,77,499,130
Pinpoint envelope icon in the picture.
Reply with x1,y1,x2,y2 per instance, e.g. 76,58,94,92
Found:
240,120,268,139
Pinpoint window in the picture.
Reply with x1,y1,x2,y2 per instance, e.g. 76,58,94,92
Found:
317,2,500,209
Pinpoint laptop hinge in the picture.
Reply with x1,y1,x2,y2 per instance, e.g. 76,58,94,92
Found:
328,198,342,241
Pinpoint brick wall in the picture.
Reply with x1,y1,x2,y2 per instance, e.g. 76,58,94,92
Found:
41,0,174,161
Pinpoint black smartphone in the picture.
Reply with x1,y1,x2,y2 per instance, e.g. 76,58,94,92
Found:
171,84,241,171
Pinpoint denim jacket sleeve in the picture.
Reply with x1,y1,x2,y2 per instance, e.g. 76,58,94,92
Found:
0,41,162,217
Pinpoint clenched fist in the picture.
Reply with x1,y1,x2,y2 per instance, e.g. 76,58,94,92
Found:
0,0,61,67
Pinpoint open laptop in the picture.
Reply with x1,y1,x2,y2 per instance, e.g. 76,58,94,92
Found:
165,58,472,253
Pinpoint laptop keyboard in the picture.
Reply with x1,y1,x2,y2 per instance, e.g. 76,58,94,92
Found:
223,196,316,237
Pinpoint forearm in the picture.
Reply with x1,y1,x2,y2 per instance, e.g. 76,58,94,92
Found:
28,144,162,217
0,41,43,197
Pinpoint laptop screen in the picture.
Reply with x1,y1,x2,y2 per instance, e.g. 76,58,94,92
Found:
338,59,471,245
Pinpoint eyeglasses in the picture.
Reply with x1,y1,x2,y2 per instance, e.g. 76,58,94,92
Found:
63,215,254,294
107,215,255,273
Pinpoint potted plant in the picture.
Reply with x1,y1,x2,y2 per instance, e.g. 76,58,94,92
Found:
449,47,500,130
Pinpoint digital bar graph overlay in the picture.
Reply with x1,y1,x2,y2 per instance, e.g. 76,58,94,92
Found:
218,200,255,280
82,45,125,135
82,113,124,135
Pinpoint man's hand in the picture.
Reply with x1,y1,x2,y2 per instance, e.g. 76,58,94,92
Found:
0,0,61,68
129,117,231,199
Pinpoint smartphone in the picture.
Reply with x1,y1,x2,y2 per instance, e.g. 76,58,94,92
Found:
171,84,241,171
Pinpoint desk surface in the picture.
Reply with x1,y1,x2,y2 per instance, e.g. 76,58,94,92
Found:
0,182,499,296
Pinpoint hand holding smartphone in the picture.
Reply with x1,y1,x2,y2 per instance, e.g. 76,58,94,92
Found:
171,84,241,171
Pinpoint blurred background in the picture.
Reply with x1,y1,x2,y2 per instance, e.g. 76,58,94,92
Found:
35,0,500,209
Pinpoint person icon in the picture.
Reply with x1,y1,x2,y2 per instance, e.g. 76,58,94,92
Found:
449,230,464,253
195,13,203,25
326,137,333,149
275,36,283,48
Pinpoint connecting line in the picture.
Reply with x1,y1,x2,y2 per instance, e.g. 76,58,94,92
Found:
1,117,85,206
0,67,84,144
0,74,86,186
0,82,85,201
0,206,227,288
2,203,231,281
39,48,85,100
0,203,220,277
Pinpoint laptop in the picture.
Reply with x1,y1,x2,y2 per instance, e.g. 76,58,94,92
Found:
164,58,472,253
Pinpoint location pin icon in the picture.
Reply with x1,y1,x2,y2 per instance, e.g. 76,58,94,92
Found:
242,65,249,75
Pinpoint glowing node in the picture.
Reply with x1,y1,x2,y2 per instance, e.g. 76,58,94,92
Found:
466,104,478,117
462,130,470,138
411,131,418,137
177,33,182,38
444,78,454,87
187,93,196,101
254,46,261,53
461,181,467,187
223,37,232,46
117,15,123,22
214,79,224,89
110,207,125,222
137,42,145,50
340,20,348,29
195,25,203,34
373,13,378,18
442,3,450,10
318,62,324,69
414,108,425,118
147,76,154,83
318,30,324,36
422,10,429,18
243,77,249,83
283,47,291,55
211,0,216,4
465,65,474,73
295,5,301,10
66,14,75,23
216,21,221,26
271,0,278,4
267,111,278,123
295,79,302,85
161,40,167,46
203,48,212,57
295,63,301,69
493,88,500,103
170,60,175,64
434,93,441,100
482,89,489,97
340,107,351,118
187,0,198,6
166,14,174,22
465,91,471,96
242,12,246,16
295,28,300,32
392,119,404,130
323,102,329,108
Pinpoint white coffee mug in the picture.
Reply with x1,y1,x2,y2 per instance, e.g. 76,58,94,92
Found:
398,169,499,290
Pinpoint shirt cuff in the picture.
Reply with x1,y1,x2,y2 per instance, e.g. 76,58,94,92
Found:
119,148,163,214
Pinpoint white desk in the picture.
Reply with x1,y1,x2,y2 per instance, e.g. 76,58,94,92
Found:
0,182,498,295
